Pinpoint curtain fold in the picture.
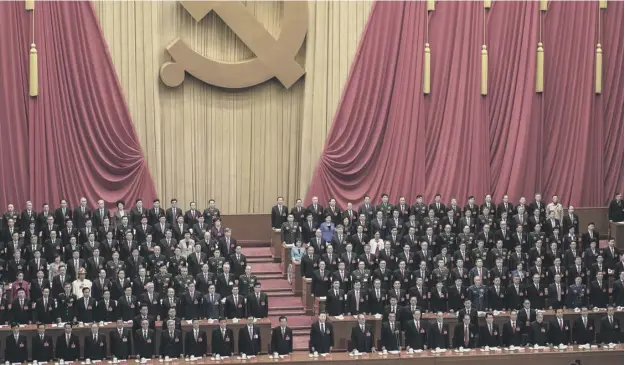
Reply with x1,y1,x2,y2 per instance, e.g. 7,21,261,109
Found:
306,0,623,208
0,1,156,209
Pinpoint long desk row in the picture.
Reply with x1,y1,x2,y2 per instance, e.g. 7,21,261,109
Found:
12,346,624,365
0,319,271,360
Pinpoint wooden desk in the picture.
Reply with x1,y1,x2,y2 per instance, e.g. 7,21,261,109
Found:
280,244,292,279
327,315,383,351
0,319,271,360
610,222,624,250
31,346,622,364
270,229,282,263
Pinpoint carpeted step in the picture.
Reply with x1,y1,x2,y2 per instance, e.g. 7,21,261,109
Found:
261,279,292,292
292,328,309,336
248,257,274,263
268,315,313,328
265,290,296,297
268,308,306,316
256,272,284,280
267,297,303,309
242,247,273,258
238,240,271,248
251,262,282,274
293,336,309,350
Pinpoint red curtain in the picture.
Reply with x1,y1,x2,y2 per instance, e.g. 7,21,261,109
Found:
306,1,623,208
0,2,156,210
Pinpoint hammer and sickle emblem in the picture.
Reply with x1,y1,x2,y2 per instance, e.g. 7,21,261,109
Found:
160,1,308,89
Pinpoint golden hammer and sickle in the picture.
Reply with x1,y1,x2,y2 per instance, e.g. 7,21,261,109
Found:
160,1,308,89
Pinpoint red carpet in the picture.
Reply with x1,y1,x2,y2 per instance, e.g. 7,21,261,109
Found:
243,245,311,350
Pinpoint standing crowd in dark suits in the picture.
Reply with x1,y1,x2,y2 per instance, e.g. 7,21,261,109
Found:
276,192,624,352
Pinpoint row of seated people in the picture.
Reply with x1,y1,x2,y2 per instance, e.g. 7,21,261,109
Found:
4,316,294,362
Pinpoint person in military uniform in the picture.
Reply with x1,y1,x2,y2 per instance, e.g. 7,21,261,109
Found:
432,258,450,286
147,245,168,275
467,276,488,311
154,264,174,297
209,249,226,275
55,282,76,323
477,207,495,234
421,210,440,236
168,247,188,276
174,266,194,295
410,195,428,222
433,246,452,270
459,210,476,236
376,194,393,221
238,265,259,297
567,276,587,308
281,214,300,245
528,223,546,248
439,224,457,251
350,261,371,291
458,225,475,251
471,240,489,266
488,240,508,268
441,209,459,235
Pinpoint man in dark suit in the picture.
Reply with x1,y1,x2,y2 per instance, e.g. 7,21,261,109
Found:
219,230,237,258
73,197,92,229
581,223,600,251
271,316,293,355
308,196,325,227
203,284,222,319
32,323,54,362
326,281,345,316
76,287,97,323
349,314,375,353
166,199,183,225
501,310,522,346
428,312,450,349
562,206,579,235
572,307,596,344
181,282,203,319
479,313,501,347
599,306,622,344
404,310,427,350
246,283,269,318
228,246,247,277
548,308,571,345
33,287,55,324
10,288,32,324
528,312,549,345
380,312,401,351
185,318,208,357
224,286,246,319
211,318,234,356
54,199,72,230
56,323,81,361
5,323,28,363
135,318,156,358
454,314,478,349
238,316,262,355
160,319,183,358
271,197,289,229
110,319,132,359
85,323,108,360
608,193,624,222
309,313,334,353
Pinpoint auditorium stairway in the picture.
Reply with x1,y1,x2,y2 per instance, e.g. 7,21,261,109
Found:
241,244,312,351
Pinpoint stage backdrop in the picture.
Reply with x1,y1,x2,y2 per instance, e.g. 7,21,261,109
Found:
306,0,624,208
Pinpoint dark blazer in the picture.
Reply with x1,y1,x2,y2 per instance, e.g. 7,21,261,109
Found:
326,289,345,316
271,326,293,355
548,318,571,345
85,333,108,360
349,324,375,352
238,325,262,355
96,298,118,322
32,333,55,361
246,292,269,318
110,327,133,359
271,205,289,229
453,323,477,348
55,333,81,361
572,316,595,344
599,315,622,344
134,329,156,358
501,320,522,346
160,329,183,358
427,321,450,349
185,330,208,357
5,334,28,363
203,292,222,319
529,321,549,345
309,322,334,353
404,319,427,350
75,296,97,323
479,324,501,347
211,327,234,356
224,294,246,319
380,321,401,351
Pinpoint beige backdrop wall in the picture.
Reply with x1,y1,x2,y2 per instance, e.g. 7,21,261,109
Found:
94,1,373,213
